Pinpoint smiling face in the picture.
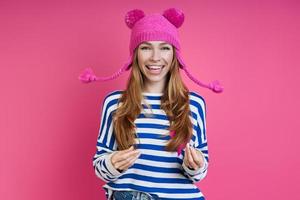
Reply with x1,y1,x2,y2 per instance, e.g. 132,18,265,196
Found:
137,41,174,92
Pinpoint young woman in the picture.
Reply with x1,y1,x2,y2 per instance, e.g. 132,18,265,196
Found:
79,8,223,200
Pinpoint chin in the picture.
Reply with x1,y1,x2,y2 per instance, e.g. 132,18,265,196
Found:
141,66,170,81
146,74,168,82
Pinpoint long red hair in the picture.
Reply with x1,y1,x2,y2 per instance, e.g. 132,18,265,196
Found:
113,46,193,152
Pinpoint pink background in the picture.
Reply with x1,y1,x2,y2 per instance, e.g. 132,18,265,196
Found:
1,0,299,199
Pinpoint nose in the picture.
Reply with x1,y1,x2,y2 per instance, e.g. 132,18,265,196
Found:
150,48,161,61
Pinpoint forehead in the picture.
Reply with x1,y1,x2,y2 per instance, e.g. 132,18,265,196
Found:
140,41,172,46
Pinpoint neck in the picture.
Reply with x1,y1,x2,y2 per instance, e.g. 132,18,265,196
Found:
143,80,166,93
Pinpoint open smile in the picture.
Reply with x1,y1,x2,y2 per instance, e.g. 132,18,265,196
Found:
145,65,165,75
146,65,165,70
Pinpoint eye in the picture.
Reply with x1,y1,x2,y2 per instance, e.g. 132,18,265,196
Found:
140,46,150,50
162,46,171,50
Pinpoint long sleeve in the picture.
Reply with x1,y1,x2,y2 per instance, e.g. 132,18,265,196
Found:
93,91,209,199
92,91,125,182
182,96,209,183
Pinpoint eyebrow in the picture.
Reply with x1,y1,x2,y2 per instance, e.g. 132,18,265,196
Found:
141,42,171,46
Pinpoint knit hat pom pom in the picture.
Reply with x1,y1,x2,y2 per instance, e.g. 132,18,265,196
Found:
125,9,145,29
163,8,185,28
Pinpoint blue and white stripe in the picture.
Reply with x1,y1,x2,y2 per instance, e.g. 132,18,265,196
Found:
93,90,209,200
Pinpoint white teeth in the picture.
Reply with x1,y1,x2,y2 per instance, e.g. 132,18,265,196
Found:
146,65,163,69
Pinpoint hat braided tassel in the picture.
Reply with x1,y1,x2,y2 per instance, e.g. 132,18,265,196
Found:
182,67,224,93
78,56,132,83
78,67,126,83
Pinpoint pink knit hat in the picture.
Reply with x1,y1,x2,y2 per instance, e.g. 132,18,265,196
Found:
79,8,223,93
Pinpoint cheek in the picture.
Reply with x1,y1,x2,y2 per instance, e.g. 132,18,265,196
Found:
137,52,150,64
137,52,144,67
137,52,148,72
163,52,174,63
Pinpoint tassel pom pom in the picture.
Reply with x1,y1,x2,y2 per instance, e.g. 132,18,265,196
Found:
78,68,97,83
209,80,224,93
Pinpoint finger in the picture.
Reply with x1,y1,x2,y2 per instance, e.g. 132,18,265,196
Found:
184,144,191,164
114,149,140,166
186,144,198,169
111,146,134,161
183,143,191,163
119,154,139,171
192,147,205,168
114,156,133,170
111,147,138,165
119,151,141,170
116,151,141,171
121,148,140,159
114,148,140,163
189,147,202,167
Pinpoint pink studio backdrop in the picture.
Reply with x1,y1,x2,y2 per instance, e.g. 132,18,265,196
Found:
0,0,299,200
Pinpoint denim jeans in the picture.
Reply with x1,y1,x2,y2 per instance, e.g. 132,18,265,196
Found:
112,190,159,200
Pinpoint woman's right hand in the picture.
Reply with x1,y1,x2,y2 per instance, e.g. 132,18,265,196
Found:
110,146,141,172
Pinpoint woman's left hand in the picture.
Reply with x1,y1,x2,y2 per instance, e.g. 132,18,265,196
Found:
183,143,205,171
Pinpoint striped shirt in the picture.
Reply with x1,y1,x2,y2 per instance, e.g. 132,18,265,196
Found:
93,90,209,200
